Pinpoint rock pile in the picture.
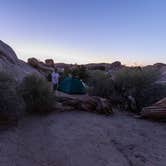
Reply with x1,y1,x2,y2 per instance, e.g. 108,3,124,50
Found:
55,94,113,115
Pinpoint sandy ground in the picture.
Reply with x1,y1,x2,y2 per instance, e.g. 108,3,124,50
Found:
0,111,166,166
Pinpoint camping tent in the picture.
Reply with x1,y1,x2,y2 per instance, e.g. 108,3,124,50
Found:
58,77,86,94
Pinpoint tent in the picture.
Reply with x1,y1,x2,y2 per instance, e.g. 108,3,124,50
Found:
58,77,86,94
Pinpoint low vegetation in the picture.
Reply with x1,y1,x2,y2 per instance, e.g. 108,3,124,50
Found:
0,71,24,123
87,70,115,97
0,64,165,124
0,72,57,124
87,68,166,112
62,65,88,82
71,65,88,81
114,68,160,111
20,74,55,114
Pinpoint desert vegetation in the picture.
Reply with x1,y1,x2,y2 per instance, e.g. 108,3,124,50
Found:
0,40,165,165
0,72,56,124
19,74,55,114
0,71,24,123
87,70,115,97
86,67,166,112
0,38,165,122
0,63,165,125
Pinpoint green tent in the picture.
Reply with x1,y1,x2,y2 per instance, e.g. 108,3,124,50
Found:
58,77,86,94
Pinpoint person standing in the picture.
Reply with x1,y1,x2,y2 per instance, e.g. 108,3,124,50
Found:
51,68,60,91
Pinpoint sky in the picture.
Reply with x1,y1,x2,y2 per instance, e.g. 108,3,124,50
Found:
0,0,166,65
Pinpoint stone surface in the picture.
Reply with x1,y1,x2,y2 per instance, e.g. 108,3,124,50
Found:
55,91,113,115
45,59,54,67
144,63,166,84
28,58,54,75
141,98,166,120
0,40,41,81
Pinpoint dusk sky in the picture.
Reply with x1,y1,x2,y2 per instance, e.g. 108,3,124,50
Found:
0,0,166,65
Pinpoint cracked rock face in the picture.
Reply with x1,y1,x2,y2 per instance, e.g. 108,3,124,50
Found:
0,40,41,82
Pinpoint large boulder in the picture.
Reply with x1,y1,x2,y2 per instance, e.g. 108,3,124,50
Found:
45,59,54,67
152,63,166,84
158,66,166,84
141,98,166,120
109,61,122,70
144,63,166,84
27,58,39,68
55,92,113,115
28,58,54,75
0,40,41,82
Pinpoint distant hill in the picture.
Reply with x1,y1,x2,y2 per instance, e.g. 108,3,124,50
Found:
54,63,72,69
54,61,124,71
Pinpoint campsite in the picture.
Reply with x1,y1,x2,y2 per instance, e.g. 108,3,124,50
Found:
1,1,166,166
0,40,166,166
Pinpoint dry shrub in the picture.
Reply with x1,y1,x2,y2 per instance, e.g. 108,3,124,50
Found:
20,74,55,114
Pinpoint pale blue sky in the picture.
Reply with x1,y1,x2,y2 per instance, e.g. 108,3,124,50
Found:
0,0,166,65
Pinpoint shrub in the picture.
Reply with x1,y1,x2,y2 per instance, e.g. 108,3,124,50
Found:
71,65,88,81
87,70,115,97
20,74,55,114
113,68,161,111
87,67,166,113
0,71,24,122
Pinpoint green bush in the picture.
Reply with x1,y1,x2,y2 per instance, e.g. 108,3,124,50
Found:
113,68,162,111
114,68,158,93
0,71,24,122
87,70,115,97
87,68,165,113
20,74,55,114
71,65,88,81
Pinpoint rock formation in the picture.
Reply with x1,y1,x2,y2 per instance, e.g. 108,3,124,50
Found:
151,63,166,84
0,40,41,82
28,58,54,75
141,98,166,120
45,59,54,67
144,63,166,84
55,93,113,115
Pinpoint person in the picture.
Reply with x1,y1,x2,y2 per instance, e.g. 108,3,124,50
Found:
51,68,60,91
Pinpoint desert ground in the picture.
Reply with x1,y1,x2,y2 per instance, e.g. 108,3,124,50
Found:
0,111,166,166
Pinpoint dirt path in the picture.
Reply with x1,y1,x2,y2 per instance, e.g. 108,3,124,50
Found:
0,111,166,166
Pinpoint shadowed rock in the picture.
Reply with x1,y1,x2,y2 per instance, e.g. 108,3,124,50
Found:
45,59,54,67
0,40,41,81
141,98,166,120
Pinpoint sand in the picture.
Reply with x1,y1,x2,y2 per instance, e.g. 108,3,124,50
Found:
0,111,166,166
